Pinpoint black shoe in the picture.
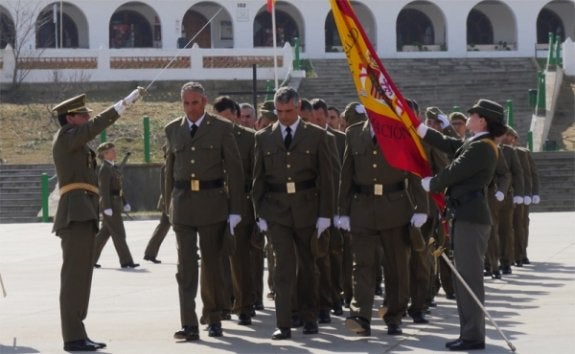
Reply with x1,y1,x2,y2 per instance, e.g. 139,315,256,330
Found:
144,256,161,264
427,299,437,308
238,313,252,326
86,338,106,349
345,316,371,336
344,298,351,309
207,322,223,337
445,338,462,348
483,270,492,277
318,309,332,323
411,312,429,324
522,257,530,265
94,264,101,269
291,314,303,328
254,301,264,311
174,325,199,341
491,270,502,279
271,327,291,340
221,310,232,320
374,285,383,296
266,291,275,300
199,315,206,325
63,339,99,351
446,293,456,300
515,260,523,267
501,265,512,275
387,323,402,335
121,262,140,268
448,339,485,351
249,306,257,317
302,321,319,334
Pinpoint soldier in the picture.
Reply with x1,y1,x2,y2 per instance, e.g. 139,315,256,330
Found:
252,86,334,340
419,98,508,351
213,95,257,325
51,88,144,351
327,106,342,131
449,112,469,140
239,102,257,129
93,142,139,269
165,82,244,340
340,112,429,337
256,100,277,130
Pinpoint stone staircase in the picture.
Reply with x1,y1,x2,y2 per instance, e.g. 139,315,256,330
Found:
546,77,575,150
298,58,538,139
0,164,56,223
530,151,575,212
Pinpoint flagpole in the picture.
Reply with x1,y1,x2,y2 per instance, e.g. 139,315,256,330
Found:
271,1,278,90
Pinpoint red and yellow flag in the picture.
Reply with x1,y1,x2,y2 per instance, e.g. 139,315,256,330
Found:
267,0,276,13
330,0,444,209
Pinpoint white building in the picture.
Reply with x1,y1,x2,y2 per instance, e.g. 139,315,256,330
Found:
1,0,573,83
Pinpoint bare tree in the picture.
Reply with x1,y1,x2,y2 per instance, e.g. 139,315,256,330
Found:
0,0,50,89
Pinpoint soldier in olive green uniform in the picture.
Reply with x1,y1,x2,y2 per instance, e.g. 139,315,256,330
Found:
52,88,144,351
419,99,508,351
212,96,257,325
165,82,244,341
339,116,429,337
93,142,139,269
252,87,334,340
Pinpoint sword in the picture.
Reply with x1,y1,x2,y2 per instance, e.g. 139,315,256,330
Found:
0,272,7,297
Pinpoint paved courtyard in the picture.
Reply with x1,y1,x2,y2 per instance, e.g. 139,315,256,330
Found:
1,212,574,353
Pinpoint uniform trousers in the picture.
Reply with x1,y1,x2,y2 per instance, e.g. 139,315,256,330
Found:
452,220,490,342
144,211,171,259
341,230,354,304
173,222,226,326
59,221,97,342
350,225,410,325
329,226,344,306
513,204,526,262
230,218,256,315
486,195,502,272
316,230,333,313
408,221,433,315
498,194,515,267
250,230,266,306
268,223,317,328
94,210,134,265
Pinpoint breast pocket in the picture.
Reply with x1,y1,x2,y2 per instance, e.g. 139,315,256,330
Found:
263,147,284,174
292,147,317,169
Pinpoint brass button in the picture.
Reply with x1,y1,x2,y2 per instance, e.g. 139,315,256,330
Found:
286,164,291,168
287,152,291,156
373,150,377,154
373,163,377,168
287,176,292,181
191,147,196,151
191,160,195,164
191,173,196,177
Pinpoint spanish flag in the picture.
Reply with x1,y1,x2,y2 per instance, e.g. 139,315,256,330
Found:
267,0,275,13
330,0,445,209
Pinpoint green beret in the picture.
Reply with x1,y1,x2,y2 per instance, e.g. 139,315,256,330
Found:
449,112,467,122
96,142,115,157
52,94,93,116
342,102,367,126
258,100,277,121
425,106,444,120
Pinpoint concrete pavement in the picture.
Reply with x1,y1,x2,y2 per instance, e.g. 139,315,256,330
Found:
1,212,574,353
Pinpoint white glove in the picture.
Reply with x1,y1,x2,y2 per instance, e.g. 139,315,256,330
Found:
421,177,432,192
256,218,268,233
333,215,340,228
532,195,540,204
495,191,504,202
410,213,427,228
103,208,113,216
227,214,242,235
338,215,351,231
437,113,450,129
513,196,524,204
123,203,131,212
524,196,532,205
316,217,331,238
113,87,146,115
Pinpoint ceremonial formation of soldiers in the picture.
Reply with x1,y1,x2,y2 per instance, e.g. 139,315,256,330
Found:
50,82,539,351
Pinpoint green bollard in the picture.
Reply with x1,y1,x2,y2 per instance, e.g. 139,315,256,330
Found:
265,80,275,101
536,71,546,116
505,100,513,128
528,89,537,110
100,130,107,143
555,34,562,66
143,116,151,163
527,131,533,151
41,173,49,222
293,37,301,71
452,105,461,113
546,32,555,70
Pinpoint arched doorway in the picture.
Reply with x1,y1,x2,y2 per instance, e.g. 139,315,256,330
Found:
254,10,299,48
181,10,211,48
36,7,79,48
0,8,15,48
537,8,564,43
396,9,434,50
109,10,153,48
467,9,493,45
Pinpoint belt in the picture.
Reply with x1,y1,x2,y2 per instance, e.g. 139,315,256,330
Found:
353,182,404,196
266,179,316,194
174,178,224,191
447,189,484,208
59,182,99,196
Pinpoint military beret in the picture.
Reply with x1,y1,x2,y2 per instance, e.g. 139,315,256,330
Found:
449,112,467,123
506,126,519,138
467,99,504,124
342,102,367,126
51,94,93,116
425,106,445,121
96,142,115,156
258,100,277,121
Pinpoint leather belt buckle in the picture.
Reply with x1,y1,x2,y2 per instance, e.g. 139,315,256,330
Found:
191,179,200,191
374,184,383,196
286,182,296,194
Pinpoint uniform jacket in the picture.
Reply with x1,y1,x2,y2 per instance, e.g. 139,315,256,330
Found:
501,144,524,196
233,123,256,220
525,149,540,195
252,119,334,228
423,129,498,225
339,120,428,230
489,146,511,194
515,147,533,196
52,107,119,233
98,160,125,212
164,113,244,226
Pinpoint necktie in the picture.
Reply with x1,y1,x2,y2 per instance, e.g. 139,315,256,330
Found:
190,123,198,138
284,126,292,149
